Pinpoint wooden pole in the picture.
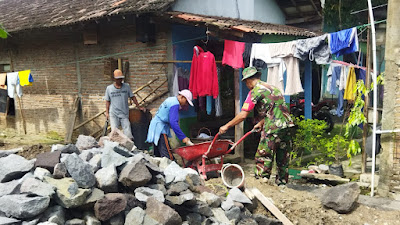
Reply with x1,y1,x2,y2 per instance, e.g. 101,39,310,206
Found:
362,19,371,174
234,69,244,162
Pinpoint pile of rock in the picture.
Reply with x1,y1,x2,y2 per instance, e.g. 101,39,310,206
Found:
0,134,280,225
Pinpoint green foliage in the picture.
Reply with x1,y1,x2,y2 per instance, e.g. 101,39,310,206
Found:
0,24,7,39
46,131,63,141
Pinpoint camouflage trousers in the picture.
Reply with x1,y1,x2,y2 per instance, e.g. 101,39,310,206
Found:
254,128,292,185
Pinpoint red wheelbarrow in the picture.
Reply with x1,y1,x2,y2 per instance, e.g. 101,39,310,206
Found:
173,129,258,180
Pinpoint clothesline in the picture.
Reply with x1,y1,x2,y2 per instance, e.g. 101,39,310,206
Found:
332,60,367,70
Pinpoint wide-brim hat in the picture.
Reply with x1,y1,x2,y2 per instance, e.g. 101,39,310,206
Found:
178,89,194,106
242,66,258,81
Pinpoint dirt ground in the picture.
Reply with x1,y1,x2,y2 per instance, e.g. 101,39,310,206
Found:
205,159,400,225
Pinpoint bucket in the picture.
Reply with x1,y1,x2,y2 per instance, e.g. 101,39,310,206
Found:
221,164,245,189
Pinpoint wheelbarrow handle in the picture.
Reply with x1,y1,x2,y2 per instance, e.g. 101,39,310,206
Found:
225,128,260,154
203,132,220,158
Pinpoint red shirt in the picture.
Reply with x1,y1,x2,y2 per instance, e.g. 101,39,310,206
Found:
189,46,219,99
222,40,245,69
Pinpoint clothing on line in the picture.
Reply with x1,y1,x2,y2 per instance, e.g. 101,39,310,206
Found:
339,66,349,91
329,27,359,57
344,67,357,100
336,89,344,117
18,70,34,86
242,42,253,68
329,66,341,95
6,72,22,98
189,46,219,99
294,34,332,65
222,40,245,69
172,67,179,96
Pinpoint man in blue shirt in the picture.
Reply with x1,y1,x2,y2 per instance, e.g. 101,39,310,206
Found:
146,89,194,159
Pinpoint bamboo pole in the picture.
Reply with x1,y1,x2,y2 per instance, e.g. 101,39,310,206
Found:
362,18,371,174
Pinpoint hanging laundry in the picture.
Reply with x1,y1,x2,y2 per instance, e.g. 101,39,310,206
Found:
336,89,345,117
189,46,219,99
250,43,281,67
294,34,332,65
242,43,253,68
6,72,22,98
0,73,6,88
222,40,245,69
267,41,303,95
177,68,190,90
172,67,179,96
344,67,356,100
339,66,349,91
215,94,222,117
18,70,34,86
0,88,7,113
329,65,341,95
266,65,285,93
329,27,359,57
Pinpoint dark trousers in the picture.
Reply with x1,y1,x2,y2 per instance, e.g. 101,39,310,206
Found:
154,134,174,160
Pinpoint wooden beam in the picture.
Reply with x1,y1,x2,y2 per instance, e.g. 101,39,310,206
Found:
290,0,305,17
249,188,294,225
132,77,159,94
308,0,322,18
73,110,105,131
65,96,81,143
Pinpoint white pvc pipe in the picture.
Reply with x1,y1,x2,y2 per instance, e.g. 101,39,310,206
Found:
367,0,378,197
375,129,400,134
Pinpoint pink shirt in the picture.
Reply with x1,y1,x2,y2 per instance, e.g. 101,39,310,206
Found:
242,92,256,111
222,40,245,69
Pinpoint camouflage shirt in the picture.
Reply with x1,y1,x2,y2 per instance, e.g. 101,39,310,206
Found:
242,81,294,134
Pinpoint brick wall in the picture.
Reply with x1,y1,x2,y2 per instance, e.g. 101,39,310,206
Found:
0,17,169,138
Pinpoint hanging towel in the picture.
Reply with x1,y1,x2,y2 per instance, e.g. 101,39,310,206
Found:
215,94,222,117
172,67,179,96
6,72,22,98
0,73,6,87
267,65,285,93
339,66,349,90
344,67,356,100
222,40,245,69
242,43,253,68
294,34,332,65
189,46,219,99
250,43,282,67
267,41,297,58
329,27,359,57
282,57,303,95
18,70,33,86
329,66,341,95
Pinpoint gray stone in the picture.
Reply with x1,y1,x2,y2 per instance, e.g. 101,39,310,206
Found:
185,213,202,225
221,198,235,211
253,214,282,225
21,217,40,225
191,202,213,217
0,216,20,225
228,187,252,204
108,129,134,151
167,182,189,195
124,194,145,212
145,161,162,174
119,161,152,189
0,147,22,158
155,174,165,185
135,187,165,203
44,177,91,208
148,184,167,195
164,162,198,184
83,213,101,225
59,144,80,154
108,214,124,225
101,141,128,168
124,207,145,225
199,191,221,207
95,165,118,193
35,151,61,173
0,194,50,219
321,183,360,213
37,222,58,225
53,163,68,179
94,193,127,221
165,191,195,205
88,154,102,173
0,154,35,182
79,150,93,162
82,188,105,208
145,197,182,225
64,153,96,188
40,205,65,225
225,206,241,221
238,217,257,225
0,179,20,197
33,167,52,180
211,208,230,224
20,177,55,197
156,157,172,171
75,135,98,151
185,173,203,189
65,219,85,225
143,215,161,225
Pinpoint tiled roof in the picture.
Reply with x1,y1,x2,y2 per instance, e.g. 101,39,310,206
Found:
166,12,322,37
0,0,175,33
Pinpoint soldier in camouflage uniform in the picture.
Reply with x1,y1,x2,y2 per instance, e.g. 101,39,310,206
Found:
219,67,294,185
